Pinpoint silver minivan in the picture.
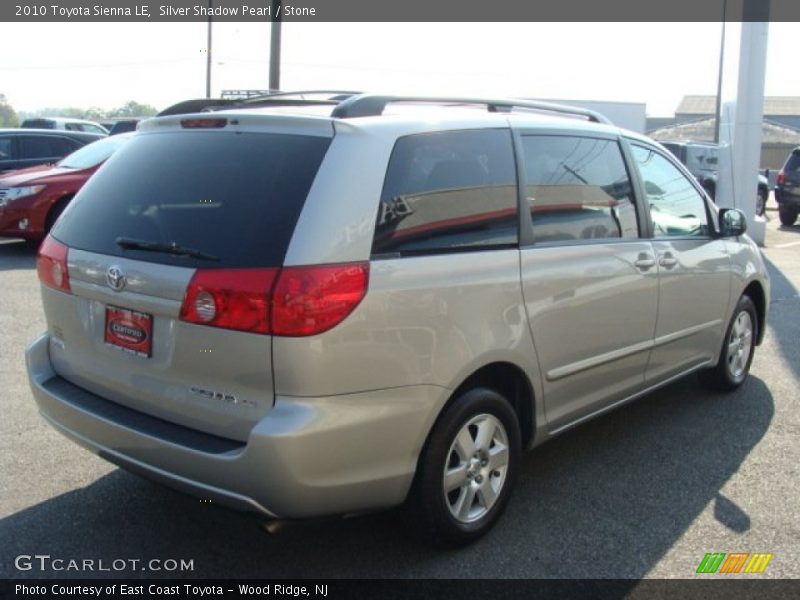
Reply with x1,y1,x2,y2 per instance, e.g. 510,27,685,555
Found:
26,94,769,545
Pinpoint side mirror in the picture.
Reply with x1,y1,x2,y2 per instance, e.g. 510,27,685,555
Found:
719,208,747,237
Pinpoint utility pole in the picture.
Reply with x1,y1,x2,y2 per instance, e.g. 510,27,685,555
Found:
206,0,213,98
269,0,282,91
713,0,727,144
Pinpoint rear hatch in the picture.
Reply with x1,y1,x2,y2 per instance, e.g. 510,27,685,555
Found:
779,149,800,195
41,122,332,441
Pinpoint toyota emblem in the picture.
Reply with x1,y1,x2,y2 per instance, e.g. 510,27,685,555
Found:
106,265,126,291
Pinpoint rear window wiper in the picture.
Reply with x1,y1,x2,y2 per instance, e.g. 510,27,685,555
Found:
115,237,220,261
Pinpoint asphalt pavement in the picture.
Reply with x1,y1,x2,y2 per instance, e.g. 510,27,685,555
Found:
1,206,798,580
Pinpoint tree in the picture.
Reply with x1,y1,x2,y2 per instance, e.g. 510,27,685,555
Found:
0,94,19,127
107,101,158,118
55,107,88,119
84,106,107,120
13,100,158,122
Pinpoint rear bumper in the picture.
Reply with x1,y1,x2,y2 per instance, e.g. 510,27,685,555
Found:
26,333,447,518
775,187,800,208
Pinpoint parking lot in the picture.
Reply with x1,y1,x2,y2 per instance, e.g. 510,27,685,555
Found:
1,205,798,580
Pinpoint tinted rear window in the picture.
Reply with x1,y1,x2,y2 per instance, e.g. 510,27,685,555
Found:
784,149,800,173
110,121,138,135
373,129,518,256
22,118,55,129
52,131,330,268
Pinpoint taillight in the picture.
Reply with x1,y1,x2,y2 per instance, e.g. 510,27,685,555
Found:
36,235,71,293
179,262,369,336
272,263,370,337
777,170,785,186
180,268,279,333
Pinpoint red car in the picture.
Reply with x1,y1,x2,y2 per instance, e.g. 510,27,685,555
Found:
0,133,132,240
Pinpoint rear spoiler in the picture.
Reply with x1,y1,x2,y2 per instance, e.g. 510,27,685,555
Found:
157,99,238,117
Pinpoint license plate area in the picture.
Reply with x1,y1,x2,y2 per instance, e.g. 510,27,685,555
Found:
104,305,153,358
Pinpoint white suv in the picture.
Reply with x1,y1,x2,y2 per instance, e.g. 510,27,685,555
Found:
21,117,109,135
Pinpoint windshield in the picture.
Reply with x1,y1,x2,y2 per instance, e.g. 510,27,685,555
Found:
58,135,131,169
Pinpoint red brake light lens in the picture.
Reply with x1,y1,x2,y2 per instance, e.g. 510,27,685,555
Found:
272,263,370,337
36,235,71,293
179,263,369,336
180,268,279,333
777,170,785,186
180,118,227,129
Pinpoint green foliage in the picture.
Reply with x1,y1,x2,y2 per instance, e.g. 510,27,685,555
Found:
15,100,159,122
0,93,19,128
106,101,158,118
84,107,107,120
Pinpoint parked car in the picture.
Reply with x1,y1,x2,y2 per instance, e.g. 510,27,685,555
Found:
26,93,769,546
108,119,142,135
660,140,770,216
774,146,800,226
0,133,132,240
0,129,105,175
21,117,109,136
98,118,145,136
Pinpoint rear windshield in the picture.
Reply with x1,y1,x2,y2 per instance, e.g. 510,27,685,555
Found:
784,149,800,173
21,118,55,129
52,130,331,268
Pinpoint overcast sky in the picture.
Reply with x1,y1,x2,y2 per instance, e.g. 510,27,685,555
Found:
1,22,797,116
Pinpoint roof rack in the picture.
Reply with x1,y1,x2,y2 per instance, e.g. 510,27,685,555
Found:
221,89,272,99
330,94,612,124
240,90,362,103
232,90,361,110
157,91,363,117
157,92,612,125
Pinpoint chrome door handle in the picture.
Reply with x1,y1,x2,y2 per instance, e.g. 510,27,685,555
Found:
659,253,678,268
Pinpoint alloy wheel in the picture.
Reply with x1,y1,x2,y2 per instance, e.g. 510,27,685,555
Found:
443,413,509,523
726,310,753,380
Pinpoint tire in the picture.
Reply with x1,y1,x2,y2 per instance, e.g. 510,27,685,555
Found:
755,190,767,217
45,197,71,234
779,205,798,226
410,387,521,546
699,295,758,392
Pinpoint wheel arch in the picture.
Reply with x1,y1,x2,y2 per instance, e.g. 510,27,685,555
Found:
44,194,74,232
445,361,536,450
742,280,767,346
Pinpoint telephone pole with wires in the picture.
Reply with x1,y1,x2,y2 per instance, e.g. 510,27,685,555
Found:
205,0,213,98
269,0,282,91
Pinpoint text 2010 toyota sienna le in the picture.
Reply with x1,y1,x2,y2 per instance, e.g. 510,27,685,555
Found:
26,93,769,545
